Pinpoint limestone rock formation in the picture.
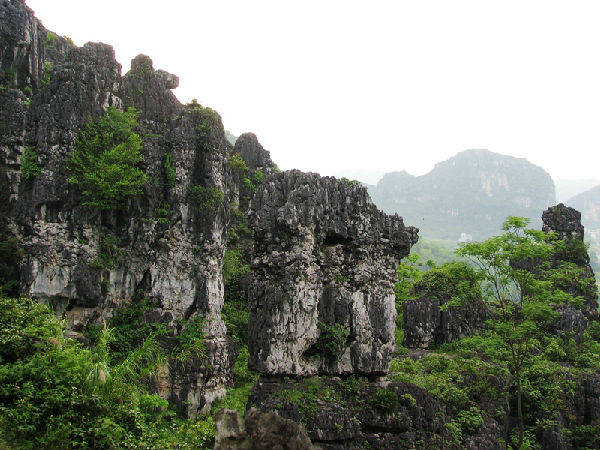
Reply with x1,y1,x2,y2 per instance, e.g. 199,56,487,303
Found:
542,204,598,322
233,132,275,172
214,408,314,450
247,376,507,450
1,0,236,417
538,204,599,346
248,170,418,376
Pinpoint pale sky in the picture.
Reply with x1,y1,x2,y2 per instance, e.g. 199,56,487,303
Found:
26,0,600,181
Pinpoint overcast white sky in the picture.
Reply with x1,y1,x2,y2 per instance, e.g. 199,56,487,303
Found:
26,0,600,181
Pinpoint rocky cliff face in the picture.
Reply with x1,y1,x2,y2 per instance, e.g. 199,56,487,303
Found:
1,0,420,417
369,149,556,240
248,171,418,376
1,0,237,417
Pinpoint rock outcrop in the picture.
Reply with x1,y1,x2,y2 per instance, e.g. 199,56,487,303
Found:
248,171,418,376
247,375,508,450
542,204,599,325
1,0,236,417
214,408,314,450
233,132,275,172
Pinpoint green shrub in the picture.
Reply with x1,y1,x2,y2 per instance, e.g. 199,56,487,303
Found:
243,177,255,193
174,317,206,361
252,169,263,184
315,322,349,360
104,298,168,365
340,177,362,187
20,146,41,180
211,346,258,417
228,152,248,173
41,60,52,87
371,388,399,413
400,393,417,407
45,31,58,47
89,233,122,270
454,406,484,434
189,185,224,212
67,107,147,210
164,153,176,188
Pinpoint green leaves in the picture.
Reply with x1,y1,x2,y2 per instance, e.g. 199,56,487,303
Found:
20,146,41,180
67,107,148,210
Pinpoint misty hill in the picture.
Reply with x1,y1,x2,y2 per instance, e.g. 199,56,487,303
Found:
368,149,556,240
333,169,386,186
567,185,600,232
556,178,600,203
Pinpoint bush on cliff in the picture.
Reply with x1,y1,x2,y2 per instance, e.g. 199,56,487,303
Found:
67,107,147,210
0,296,216,449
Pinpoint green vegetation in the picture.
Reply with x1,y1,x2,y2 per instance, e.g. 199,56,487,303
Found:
228,152,248,174
314,322,349,360
67,107,147,210
45,31,58,47
0,222,21,297
89,233,122,270
222,248,250,345
188,100,220,153
164,153,176,188
189,185,224,212
392,215,600,448
41,60,52,87
173,317,206,362
252,169,263,185
456,217,574,447
340,177,362,187
0,296,216,449
371,388,399,413
20,146,41,180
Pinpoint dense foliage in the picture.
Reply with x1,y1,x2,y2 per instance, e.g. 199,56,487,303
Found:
67,107,147,210
20,146,41,180
0,297,215,449
393,216,600,449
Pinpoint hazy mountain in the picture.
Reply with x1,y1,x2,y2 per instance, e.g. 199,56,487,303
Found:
566,185,600,232
225,130,238,146
333,169,386,185
368,149,556,240
555,179,600,203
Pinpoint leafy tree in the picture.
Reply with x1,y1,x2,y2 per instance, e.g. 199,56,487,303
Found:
456,216,582,448
67,107,147,210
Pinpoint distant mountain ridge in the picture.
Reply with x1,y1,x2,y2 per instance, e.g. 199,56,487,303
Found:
368,149,556,240
567,185,600,232
556,179,600,203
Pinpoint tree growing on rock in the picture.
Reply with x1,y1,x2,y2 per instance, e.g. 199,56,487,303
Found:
67,107,147,210
456,216,586,448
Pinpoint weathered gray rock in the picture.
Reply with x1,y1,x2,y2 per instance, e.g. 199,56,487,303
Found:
248,170,418,376
214,408,314,450
233,133,275,171
247,377,455,449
